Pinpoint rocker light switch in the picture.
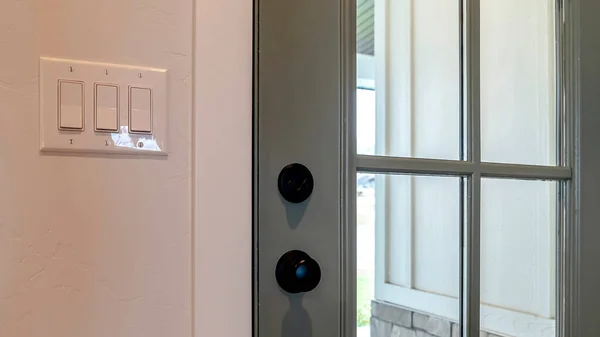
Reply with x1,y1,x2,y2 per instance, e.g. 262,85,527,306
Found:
58,81,84,130
95,84,119,132
129,87,152,134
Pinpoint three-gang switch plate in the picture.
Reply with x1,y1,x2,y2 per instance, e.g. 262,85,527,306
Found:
39,57,168,155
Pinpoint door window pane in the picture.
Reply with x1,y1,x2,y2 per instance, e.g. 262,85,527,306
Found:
357,0,461,160
357,88,376,155
480,0,557,166
357,173,461,337
480,179,556,337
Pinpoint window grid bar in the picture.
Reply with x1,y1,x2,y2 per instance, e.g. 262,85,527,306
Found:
356,155,572,181
458,0,467,332
557,1,579,336
465,173,481,337
464,0,481,336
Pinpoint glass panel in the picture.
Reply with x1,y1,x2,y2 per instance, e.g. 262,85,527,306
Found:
356,0,461,159
357,88,376,155
480,0,557,166
356,173,461,337
480,179,557,337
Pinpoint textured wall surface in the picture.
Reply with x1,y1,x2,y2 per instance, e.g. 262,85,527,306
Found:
0,0,193,336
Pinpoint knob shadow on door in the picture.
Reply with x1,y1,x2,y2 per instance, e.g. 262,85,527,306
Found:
278,163,314,229
282,295,312,337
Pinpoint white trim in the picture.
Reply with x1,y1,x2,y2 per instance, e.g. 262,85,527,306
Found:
373,0,387,158
373,0,389,303
373,0,415,291
193,0,252,336
481,304,555,337
379,284,555,337
378,283,457,322
357,53,375,89
357,78,375,90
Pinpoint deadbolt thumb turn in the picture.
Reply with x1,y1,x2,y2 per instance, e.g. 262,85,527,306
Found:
278,163,314,203
275,250,321,294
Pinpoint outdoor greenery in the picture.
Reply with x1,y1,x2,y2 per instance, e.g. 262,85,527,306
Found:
357,274,373,327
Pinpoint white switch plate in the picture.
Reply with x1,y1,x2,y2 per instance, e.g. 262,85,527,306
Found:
39,57,168,155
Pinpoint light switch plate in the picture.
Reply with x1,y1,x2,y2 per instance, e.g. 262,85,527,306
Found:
39,57,168,155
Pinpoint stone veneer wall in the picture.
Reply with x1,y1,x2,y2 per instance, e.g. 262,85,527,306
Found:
371,300,504,337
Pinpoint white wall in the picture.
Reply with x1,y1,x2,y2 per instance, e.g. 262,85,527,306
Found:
480,0,556,166
0,1,193,336
0,0,252,335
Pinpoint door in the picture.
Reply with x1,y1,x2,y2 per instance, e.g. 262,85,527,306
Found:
254,1,581,337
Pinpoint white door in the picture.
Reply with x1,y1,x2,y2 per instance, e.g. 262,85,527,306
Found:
254,1,591,336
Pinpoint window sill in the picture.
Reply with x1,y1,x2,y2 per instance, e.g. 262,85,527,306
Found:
376,283,555,337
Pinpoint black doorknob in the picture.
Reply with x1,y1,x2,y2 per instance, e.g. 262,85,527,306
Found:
278,163,314,203
275,250,321,294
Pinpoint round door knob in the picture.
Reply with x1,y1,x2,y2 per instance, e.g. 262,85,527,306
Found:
278,163,314,203
275,250,321,294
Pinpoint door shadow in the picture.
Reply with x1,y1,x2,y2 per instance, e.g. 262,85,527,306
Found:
282,294,312,337
280,195,311,230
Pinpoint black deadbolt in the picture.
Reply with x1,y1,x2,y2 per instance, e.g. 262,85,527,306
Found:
275,250,321,294
278,163,314,203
